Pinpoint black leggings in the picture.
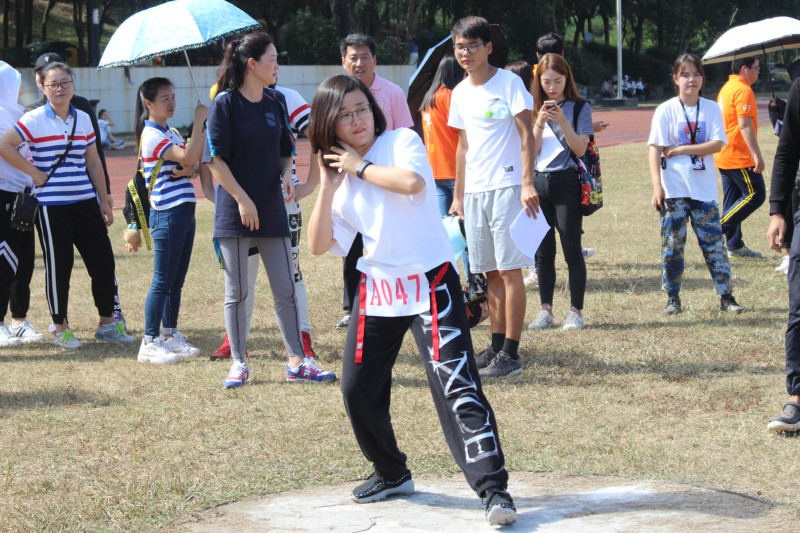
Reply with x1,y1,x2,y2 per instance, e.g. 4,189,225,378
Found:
534,168,586,310
35,199,116,324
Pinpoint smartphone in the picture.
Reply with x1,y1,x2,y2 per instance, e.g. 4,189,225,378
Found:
323,142,344,168
543,100,558,109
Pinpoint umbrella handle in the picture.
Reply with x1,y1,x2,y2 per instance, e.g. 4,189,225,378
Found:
183,50,203,103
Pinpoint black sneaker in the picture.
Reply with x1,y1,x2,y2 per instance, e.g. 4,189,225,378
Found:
663,295,681,315
475,346,496,369
768,402,800,432
720,294,744,314
351,470,415,503
479,351,522,378
483,489,517,526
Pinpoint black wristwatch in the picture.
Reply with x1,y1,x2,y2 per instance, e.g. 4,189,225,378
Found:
356,160,372,180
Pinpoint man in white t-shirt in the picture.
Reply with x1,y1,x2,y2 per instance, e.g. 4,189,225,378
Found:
333,33,415,330
448,16,538,378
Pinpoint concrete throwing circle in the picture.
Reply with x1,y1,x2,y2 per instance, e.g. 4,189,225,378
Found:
171,471,791,532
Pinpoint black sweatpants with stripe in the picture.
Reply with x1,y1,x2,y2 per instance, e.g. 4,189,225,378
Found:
340,263,509,497
35,199,116,324
0,190,35,321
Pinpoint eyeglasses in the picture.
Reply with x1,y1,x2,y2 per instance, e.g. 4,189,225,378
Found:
454,42,484,54
44,80,73,90
336,105,372,125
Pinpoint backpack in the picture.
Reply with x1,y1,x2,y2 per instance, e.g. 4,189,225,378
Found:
571,100,603,216
122,130,175,250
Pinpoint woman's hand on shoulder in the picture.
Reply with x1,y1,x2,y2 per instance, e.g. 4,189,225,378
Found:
317,151,345,192
323,142,361,176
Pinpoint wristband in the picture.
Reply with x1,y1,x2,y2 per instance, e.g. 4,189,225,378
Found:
356,160,372,180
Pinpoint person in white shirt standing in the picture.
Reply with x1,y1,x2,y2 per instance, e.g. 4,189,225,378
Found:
448,16,538,378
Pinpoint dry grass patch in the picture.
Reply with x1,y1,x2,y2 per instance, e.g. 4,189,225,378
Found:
1,130,798,530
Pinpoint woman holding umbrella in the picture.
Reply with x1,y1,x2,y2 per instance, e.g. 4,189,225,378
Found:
205,31,335,388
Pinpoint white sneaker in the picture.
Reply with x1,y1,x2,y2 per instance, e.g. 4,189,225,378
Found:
523,268,538,287
776,255,790,274
582,247,596,259
9,320,44,343
51,327,81,349
138,338,181,364
0,324,22,347
163,332,201,359
528,310,555,329
562,310,585,330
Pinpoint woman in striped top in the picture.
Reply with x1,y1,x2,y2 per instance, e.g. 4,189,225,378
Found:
134,77,207,364
0,62,133,348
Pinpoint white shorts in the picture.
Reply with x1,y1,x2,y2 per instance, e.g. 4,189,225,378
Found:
464,185,531,273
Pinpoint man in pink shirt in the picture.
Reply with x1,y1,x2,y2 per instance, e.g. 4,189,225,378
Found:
334,33,414,329
340,33,414,131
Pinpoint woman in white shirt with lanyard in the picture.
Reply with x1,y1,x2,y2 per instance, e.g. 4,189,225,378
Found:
307,74,517,527
0,62,133,349
647,53,744,315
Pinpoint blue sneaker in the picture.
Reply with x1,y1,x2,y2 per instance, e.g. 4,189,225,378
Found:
286,359,336,383
223,362,249,389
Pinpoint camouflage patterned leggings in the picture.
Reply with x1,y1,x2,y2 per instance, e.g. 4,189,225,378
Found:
660,198,732,296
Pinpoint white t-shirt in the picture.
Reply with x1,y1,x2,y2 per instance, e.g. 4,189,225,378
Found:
648,96,726,203
448,68,533,193
330,128,453,281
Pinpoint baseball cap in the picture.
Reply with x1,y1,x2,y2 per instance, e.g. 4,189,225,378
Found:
34,52,65,71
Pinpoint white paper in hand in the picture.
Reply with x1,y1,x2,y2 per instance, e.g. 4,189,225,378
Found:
510,207,550,259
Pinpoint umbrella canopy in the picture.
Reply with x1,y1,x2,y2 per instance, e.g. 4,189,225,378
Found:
702,16,800,65
97,0,261,69
407,25,509,132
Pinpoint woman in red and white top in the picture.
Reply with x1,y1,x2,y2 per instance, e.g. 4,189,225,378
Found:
307,74,516,525
0,62,133,348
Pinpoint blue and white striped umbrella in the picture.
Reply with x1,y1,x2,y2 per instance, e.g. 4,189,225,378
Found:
97,0,261,69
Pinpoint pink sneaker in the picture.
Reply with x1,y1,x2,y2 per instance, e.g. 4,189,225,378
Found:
286,360,336,383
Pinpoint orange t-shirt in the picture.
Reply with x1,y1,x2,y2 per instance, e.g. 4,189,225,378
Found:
421,85,459,180
714,74,757,169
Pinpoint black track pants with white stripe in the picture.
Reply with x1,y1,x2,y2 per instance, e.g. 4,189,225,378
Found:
35,199,116,324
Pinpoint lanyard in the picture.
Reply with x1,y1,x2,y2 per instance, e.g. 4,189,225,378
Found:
678,98,700,144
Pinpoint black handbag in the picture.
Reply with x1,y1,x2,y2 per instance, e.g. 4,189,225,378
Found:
10,186,39,231
10,115,78,231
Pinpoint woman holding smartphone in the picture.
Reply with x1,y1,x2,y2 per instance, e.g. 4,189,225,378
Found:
528,53,592,331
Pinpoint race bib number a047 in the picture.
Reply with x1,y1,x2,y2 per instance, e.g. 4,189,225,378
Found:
363,271,430,317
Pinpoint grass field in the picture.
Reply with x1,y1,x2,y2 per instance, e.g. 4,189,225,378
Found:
1,132,798,531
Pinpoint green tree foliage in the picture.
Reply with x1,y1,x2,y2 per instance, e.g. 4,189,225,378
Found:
6,0,800,73
279,7,340,65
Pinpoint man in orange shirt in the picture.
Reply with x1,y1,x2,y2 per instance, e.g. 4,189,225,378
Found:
715,56,766,258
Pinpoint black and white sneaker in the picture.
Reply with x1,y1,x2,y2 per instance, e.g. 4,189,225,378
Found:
768,402,800,432
475,346,496,369
351,470,414,503
720,294,744,314
483,489,517,526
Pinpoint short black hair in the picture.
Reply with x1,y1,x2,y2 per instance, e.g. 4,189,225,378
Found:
451,16,491,44
536,32,564,57
731,56,760,74
340,34,377,57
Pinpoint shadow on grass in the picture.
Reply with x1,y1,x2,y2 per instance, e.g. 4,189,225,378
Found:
0,387,117,415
